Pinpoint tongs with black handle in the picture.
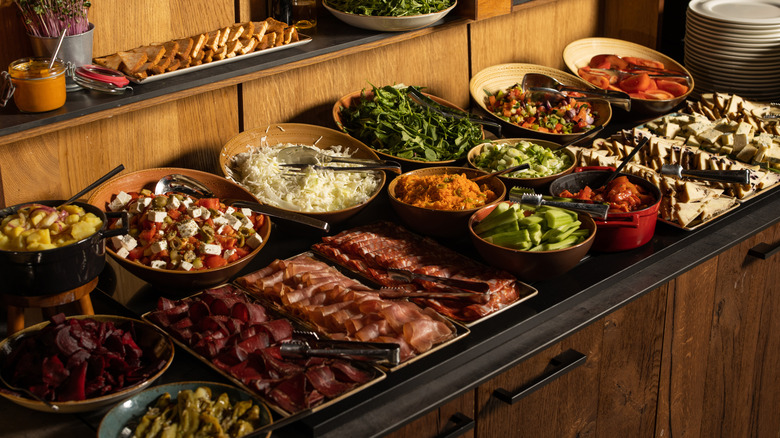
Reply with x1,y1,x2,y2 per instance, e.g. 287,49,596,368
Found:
385,267,491,293
406,86,503,138
280,338,401,366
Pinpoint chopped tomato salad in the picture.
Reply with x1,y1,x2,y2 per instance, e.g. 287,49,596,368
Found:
559,176,655,213
577,54,689,100
485,84,597,134
105,191,265,271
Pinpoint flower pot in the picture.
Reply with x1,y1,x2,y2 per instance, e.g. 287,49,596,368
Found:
28,23,94,91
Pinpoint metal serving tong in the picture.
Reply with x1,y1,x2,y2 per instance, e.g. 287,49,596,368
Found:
660,164,751,185
385,267,491,293
275,145,402,174
522,73,632,111
280,338,401,366
509,188,609,220
406,86,504,137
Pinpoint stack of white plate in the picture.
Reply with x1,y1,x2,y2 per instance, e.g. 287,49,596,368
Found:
684,0,780,102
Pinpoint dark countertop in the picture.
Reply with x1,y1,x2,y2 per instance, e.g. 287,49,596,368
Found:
1,172,778,437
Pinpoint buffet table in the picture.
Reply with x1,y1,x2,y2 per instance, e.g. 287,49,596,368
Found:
1,168,778,437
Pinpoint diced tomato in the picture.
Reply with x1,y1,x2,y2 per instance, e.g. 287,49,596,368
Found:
127,247,144,260
167,209,181,220
255,214,265,228
204,255,228,269
619,73,652,93
138,228,156,243
198,198,220,210
656,79,689,97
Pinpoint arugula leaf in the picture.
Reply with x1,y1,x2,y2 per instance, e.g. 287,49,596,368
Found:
326,0,453,16
338,84,487,162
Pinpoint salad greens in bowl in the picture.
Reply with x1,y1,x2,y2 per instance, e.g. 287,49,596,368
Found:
467,138,576,190
323,0,457,32
334,84,486,169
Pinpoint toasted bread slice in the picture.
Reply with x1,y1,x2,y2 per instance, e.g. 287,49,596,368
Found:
265,17,289,35
93,54,122,70
191,33,207,58
166,58,181,72
240,21,255,39
282,26,298,44
239,37,258,55
252,20,269,42
205,29,223,50
174,37,194,60
227,23,245,42
225,39,243,58
202,49,214,63
118,51,148,74
212,45,228,61
218,26,232,46
132,45,166,64
258,32,277,50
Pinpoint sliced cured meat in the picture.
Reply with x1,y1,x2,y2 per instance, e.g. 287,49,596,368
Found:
403,318,454,353
237,332,270,353
260,319,293,343
231,301,267,324
305,365,354,398
270,373,307,413
330,360,373,384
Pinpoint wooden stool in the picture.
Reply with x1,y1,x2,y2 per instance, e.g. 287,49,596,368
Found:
1,277,98,335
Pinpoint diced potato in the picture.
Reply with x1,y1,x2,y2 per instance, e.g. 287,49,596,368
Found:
70,221,98,241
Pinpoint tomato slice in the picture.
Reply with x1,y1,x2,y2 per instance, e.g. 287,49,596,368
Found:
588,54,611,69
204,254,228,269
198,198,220,210
619,73,652,93
605,54,629,70
656,79,689,97
641,89,676,100
623,56,665,70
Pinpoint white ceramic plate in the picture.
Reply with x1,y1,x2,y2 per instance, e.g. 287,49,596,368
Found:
685,25,780,46
686,10,780,34
685,28,780,50
689,0,780,25
322,1,457,32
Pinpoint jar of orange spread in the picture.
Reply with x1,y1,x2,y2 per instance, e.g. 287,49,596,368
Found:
8,58,66,113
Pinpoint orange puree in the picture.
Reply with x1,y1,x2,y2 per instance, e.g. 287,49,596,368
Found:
9,58,66,113
395,173,496,210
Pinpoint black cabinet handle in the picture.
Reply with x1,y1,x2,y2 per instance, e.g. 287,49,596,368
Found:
493,349,587,405
748,241,780,260
436,412,475,438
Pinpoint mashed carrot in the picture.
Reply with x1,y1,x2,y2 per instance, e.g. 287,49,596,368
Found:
394,173,496,210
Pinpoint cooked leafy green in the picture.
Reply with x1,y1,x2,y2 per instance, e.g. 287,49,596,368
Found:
338,84,486,162
325,0,454,16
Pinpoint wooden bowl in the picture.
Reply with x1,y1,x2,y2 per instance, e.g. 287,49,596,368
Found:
469,63,612,143
333,88,483,170
87,168,271,292
563,37,695,116
387,166,506,239
469,202,596,282
467,138,576,192
220,123,386,224
0,315,174,413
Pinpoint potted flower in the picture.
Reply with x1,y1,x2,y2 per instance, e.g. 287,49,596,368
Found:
11,0,91,37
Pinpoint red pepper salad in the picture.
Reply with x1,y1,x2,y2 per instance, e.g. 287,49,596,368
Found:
105,190,265,271
485,84,597,134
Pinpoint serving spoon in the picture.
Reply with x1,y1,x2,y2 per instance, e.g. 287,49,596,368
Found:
153,174,330,232
275,146,402,174
57,164,125,208
522,73,632,111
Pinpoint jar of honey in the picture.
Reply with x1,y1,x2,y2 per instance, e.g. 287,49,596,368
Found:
8,58,66,113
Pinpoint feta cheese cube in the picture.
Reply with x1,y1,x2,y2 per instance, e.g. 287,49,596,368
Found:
111,234,138,251
225,206,235,215
240,217,254,230
212,215,229,227
150,260,167,269
217,225,227,234
167,196,181,209
226,214,241,229
240,208,253,218
177,220,199,238
108,191,133,211
200,208,211,220
223,249,236,260
140,197,152,208
147,210,167,223
130,201,146,215
246,232,263,249
116,247,130,259
180,261,193,271
181,197,194,209
188,206,202,218
150,240,168,254
200,242,222,255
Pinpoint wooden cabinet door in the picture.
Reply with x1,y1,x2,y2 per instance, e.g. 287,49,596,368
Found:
384,391,476,438
658,221,780,437
475,289,665,438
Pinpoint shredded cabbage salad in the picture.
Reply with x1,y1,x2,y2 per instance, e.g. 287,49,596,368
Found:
229,141,382,212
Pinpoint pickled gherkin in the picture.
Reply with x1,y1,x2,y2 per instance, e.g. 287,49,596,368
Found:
131,386,268,438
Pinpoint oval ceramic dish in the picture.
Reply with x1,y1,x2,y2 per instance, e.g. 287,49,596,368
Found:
87,168,272,292
322,1,457,32
220,123,387,224
469,63,612,143
333,88,484,170
0,315,174,414
97,381,273,438
562,37,695,116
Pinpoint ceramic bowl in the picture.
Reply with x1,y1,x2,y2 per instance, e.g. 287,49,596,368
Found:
387,166,506,239
333,88,484,170
563,37,695,116
469,63,612,143
220,123,386,224
87,168,271,292
322,1,457,32
97,381,273,438
0,315,174,414
467,138,576,192
468,202,597,282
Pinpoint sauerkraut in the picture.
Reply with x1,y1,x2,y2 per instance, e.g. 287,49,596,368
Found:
228,141,382,212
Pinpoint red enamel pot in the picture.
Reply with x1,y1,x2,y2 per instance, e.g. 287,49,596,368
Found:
548,167,662,252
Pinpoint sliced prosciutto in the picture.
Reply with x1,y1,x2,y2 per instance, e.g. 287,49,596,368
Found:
237,254,457,361
144,284,379,414
312,221,525,323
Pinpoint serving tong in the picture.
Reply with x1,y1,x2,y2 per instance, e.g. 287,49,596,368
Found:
405,86,504,137
385,267,491,293
660,164,750,184
280,338,401,366
275,145,402,174
522,73,632,111
510,189,609,220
